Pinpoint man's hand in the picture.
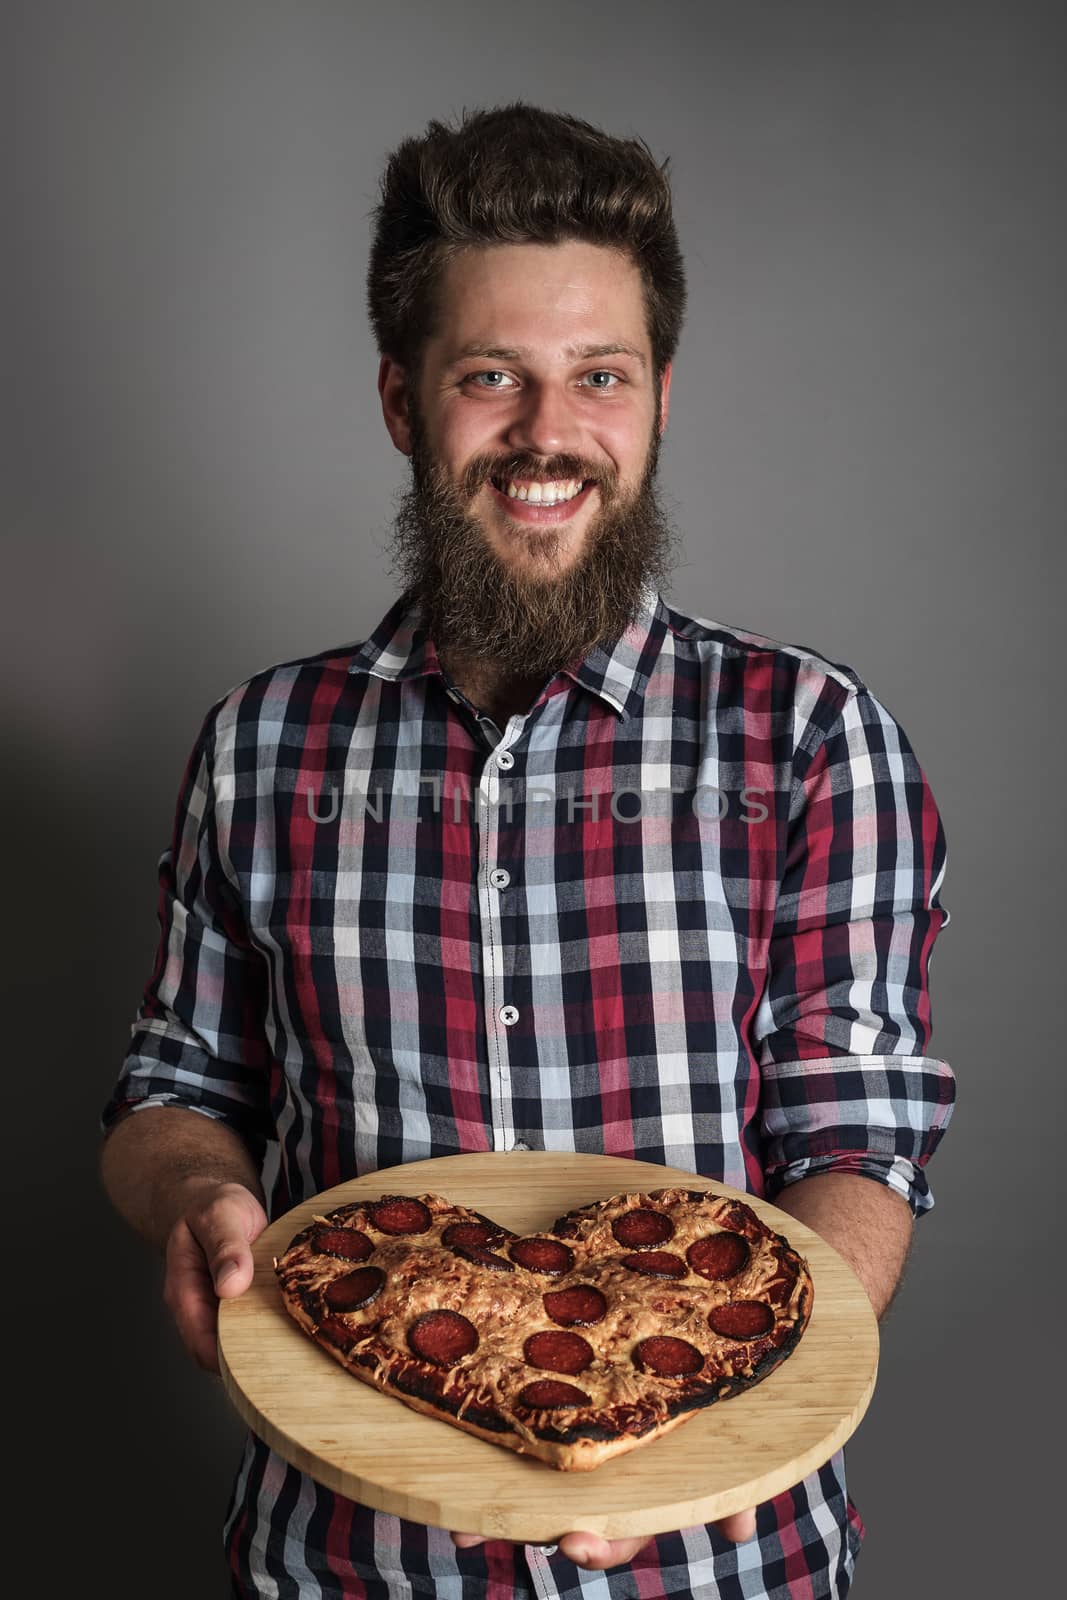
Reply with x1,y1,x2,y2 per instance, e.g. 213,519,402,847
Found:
162,1180,269,1373
451,1507,758,1571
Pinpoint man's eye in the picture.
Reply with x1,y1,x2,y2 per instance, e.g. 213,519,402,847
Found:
468,371,514,389
466,370,623,391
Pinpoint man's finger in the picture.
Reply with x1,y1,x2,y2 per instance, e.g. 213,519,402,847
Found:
452,1514,758,1562
557,1534,652,1570
164,1219,227,1372
451,1531,653,1571
715,1508,759,1542
163,1189,266,1372
211,1251,253,1295
183,1187,266,1294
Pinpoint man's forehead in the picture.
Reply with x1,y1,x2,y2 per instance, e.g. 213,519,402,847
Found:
429,240,652,365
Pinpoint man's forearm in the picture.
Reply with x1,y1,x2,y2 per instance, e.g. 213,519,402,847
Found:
773,1172,914,1321
100,1105,265,1253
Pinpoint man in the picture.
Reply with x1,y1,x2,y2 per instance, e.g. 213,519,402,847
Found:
100,103,955,1598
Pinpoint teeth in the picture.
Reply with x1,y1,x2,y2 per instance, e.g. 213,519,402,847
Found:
502,478,584,505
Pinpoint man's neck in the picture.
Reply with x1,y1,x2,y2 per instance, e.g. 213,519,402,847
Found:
443,658,549,727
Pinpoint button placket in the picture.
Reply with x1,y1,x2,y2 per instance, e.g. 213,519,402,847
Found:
477,749,521,1153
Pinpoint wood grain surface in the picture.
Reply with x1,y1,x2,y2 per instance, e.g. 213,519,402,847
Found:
217,1152,878,1543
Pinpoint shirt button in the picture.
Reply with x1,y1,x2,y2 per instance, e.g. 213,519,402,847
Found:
498,1004,519,1026
538,1544,558,1556
489,867,510,889
513,1139,531,1152
496,749,515,770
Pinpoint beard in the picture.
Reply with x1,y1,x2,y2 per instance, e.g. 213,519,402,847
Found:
387,399,680,681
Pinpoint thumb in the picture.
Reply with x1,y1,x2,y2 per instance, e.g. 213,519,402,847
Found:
213,1251,253,1295
186,1187,267,1297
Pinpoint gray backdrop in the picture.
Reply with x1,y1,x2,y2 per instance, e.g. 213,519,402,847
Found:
8,1,1064,1595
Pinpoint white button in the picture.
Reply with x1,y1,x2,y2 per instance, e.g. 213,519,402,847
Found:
513,1140,531,1152
538,1543,558,1555
498,1004,519,1026
489,867,510,889
496,749,515,769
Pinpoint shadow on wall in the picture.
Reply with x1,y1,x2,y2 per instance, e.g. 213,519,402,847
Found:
3,706,248,1598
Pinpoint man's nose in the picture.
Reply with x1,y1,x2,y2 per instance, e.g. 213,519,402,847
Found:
504,382,583,459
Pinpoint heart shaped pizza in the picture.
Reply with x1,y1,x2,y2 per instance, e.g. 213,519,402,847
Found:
273,1187,813,1471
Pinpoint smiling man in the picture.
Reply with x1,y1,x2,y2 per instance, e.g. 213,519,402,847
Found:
100,104,955,1598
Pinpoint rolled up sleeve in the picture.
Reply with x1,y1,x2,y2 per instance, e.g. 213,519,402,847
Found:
100,703,273,1164
754,685,956,1217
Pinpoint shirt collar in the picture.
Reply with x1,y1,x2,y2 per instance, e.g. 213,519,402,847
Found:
348,580,670,721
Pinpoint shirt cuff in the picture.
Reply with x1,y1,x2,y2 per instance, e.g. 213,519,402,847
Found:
765,1152,932,1218
758,1051,955,1219
100,1092,239,1138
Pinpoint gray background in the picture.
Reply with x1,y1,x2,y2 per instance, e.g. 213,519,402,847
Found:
8,1,1064,1595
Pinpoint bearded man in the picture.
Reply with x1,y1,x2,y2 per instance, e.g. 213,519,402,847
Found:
101,102,954,1598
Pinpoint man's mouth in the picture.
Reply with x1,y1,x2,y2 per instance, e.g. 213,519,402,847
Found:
488,474,590,506
485,474,599,524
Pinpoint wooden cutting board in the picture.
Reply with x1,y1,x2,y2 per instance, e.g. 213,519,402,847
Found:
217,1151,878,1543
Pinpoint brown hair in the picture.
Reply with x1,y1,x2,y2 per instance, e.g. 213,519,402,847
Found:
366,102,686,387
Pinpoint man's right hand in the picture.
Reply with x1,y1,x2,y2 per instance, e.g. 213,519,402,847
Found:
162,1181,269,1372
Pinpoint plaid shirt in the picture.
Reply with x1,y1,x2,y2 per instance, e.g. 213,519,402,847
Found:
102,583,955,1599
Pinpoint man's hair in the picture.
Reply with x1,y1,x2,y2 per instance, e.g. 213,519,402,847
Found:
366,102,686,387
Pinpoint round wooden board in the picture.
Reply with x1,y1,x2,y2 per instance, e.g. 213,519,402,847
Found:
218,1152,878,1543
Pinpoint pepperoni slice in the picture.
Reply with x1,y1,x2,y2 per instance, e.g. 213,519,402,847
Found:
620,1251,687,1278
687,1232,750,1281
708,1300,775,1340
508,1237,575,1276
441,1221,500,1250
323,1265,385,1313
552,1217,581,1240
453,1244,514,1272
367,1196,433,1235
524,1330,595,1375
634,1336,705,1377
311,1227,374,1262
517,1380,591,1409
542,1285,608,1326
611,1208,675,1248
408,1309,479,1366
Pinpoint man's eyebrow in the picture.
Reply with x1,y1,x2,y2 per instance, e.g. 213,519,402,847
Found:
448,341,647,369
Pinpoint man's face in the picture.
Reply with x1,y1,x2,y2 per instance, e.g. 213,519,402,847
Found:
379,240,678,680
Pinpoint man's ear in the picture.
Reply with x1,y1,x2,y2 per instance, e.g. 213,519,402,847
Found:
657,361,673,436
378,356,413,456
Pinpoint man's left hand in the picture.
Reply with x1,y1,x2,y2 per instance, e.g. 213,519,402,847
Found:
451,1507,758,1571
